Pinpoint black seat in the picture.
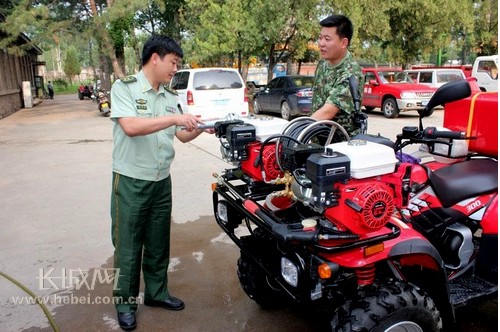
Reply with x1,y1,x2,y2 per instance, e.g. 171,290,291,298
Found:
428,159,498,208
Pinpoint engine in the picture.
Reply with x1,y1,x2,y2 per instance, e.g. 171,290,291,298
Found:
214,116,399,235
241,142,283,182
324,180,395,234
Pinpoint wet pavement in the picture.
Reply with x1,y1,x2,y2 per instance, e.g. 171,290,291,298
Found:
0,94,496,331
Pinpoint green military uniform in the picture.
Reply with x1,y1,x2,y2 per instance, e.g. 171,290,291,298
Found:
311,51,364,137
110,70,180,313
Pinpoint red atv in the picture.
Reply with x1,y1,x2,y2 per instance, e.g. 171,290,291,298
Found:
211,79,497,331
78,84,93,100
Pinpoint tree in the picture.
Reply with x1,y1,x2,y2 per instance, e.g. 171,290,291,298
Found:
135,0,184,40
473,0,498,56
181,0,321,81
1,0,496,85
84,0,145,87
330,0,393,65
63,46,81,84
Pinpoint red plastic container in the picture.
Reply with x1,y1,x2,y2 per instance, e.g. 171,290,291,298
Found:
443,79,498,157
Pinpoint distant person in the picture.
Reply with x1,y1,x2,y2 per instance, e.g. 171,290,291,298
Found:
273,64,286,78
47,81,54,99
311,14,363,137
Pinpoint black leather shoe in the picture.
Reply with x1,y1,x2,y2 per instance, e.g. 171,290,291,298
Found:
144,296,185,311
117,312,136,331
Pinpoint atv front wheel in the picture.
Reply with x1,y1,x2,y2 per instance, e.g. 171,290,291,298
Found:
237,252,289,309
331,280,442,332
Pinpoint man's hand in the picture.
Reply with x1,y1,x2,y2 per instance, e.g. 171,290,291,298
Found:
176,114,203,132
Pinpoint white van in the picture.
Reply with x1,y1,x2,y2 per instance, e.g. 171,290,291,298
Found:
472,55,498,92
404,68,466,88
170,68,249,120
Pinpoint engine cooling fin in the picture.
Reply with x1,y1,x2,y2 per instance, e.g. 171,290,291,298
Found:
261,144,282,180
352,184,395,231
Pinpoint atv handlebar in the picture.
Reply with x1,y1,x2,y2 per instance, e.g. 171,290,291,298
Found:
423,127,465,140
394,125,472,160
396,125,469,149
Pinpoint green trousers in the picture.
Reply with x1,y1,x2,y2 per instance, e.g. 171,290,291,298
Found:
111,172,172,313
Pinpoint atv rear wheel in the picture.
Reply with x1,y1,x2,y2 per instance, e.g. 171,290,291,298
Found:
237,252,289,309
331,280,442,332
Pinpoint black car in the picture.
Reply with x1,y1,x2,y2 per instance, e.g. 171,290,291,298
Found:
253,75,314,120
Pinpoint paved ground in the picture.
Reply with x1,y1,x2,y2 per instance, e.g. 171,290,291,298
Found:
0,94,496,331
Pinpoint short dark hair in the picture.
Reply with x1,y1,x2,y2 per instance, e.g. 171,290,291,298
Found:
320,15,354,45
142,35,184,66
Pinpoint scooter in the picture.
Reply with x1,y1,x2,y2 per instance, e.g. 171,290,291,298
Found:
96,90,111,117
210,79,497,331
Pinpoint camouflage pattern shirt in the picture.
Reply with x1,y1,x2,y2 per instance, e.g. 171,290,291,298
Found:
312,51,364,136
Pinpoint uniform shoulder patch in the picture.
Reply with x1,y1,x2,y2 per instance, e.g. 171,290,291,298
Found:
121,75,137,84
164,85,178,96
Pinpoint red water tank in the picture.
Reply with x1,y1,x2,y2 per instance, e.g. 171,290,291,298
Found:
443,79,498,157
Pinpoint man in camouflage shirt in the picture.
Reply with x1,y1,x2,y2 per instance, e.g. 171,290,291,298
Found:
311,14,364,137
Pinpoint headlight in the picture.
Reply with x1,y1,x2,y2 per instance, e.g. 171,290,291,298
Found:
401,92,416,99
217,200,229,224
281,257,299,287
216,200,243,230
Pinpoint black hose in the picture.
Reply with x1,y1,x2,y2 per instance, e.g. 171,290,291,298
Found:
256,134,301,172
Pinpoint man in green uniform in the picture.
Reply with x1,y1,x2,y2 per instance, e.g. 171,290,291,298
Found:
311,14,364,137
110,35,206,331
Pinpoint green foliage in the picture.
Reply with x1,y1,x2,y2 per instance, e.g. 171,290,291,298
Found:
1,0,497,77
473,0,498,56
180,0,321,81
53,78,69,90
53,82,81,95
135,0,184,40
63,46,81,84
329,0,476,67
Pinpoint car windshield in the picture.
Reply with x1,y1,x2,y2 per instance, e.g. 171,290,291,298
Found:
193,70,243,90
378,71,413,83
290,76,314,88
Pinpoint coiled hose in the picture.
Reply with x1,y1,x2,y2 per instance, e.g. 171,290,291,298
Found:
275,117,351,171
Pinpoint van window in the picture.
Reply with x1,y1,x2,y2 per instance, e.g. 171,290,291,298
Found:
436,71,463,83
477,60,498,80
407,72,418,82
171,71,190,90
193,70,243,90
418,72,433,83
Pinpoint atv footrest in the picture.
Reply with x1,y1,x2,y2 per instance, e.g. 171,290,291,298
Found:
449,275,498,307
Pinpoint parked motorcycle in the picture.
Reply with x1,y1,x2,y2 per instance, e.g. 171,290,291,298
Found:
210,79,497,331
96,90,111,117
